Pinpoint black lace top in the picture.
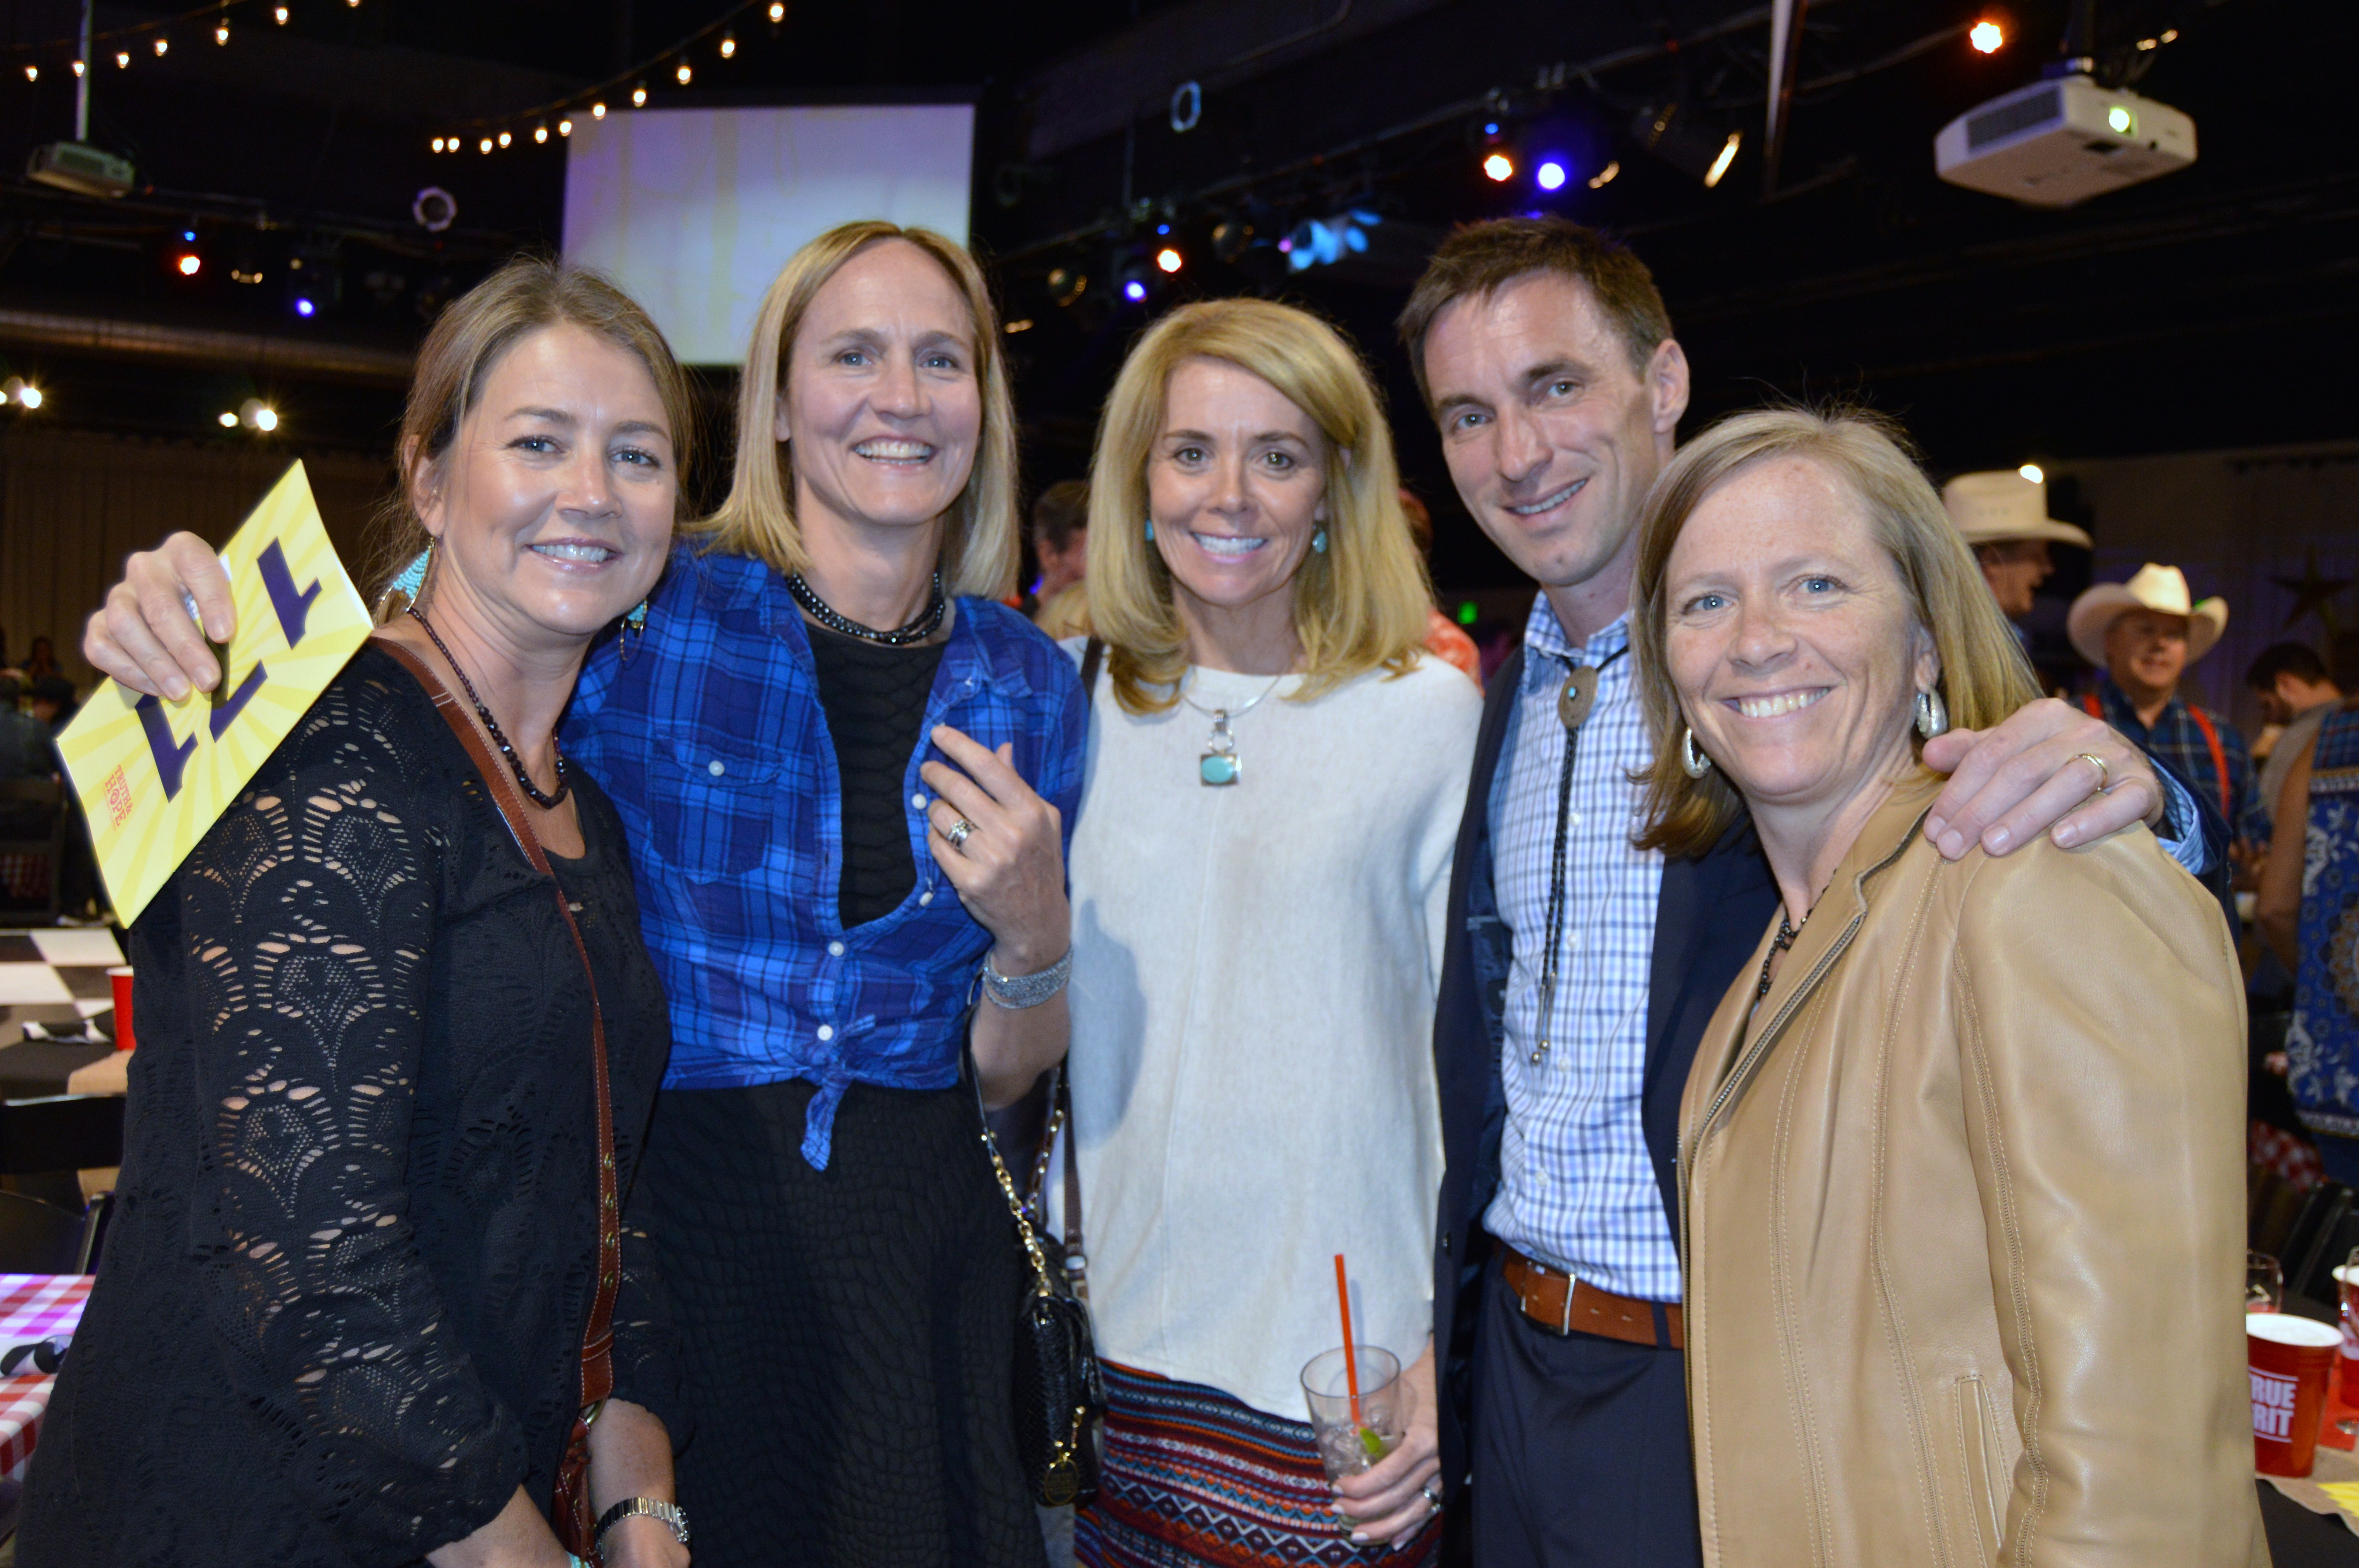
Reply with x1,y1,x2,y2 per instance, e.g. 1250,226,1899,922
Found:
20,646,681,1568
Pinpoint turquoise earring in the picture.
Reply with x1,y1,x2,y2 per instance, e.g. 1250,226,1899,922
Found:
386,547,430,604
1145,519,1156,541
1311,529,1328,554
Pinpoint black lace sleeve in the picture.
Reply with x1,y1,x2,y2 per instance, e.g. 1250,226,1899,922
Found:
612,1206,688,1446
180,740,526,1560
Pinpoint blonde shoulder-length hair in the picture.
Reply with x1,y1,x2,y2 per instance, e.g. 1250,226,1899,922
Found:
691,220,1020,600
1630,405,2040,858
1086,298,1433,713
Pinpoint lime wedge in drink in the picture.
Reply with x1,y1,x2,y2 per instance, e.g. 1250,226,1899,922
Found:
1358,1426,1392,1463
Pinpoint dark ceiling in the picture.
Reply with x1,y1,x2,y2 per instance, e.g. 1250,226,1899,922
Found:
1,0,2352,592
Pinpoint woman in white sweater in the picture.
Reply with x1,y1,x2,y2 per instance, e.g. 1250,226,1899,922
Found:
1059,299,1481,1566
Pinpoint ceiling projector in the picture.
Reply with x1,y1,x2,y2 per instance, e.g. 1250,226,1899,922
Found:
1936,73,2195,207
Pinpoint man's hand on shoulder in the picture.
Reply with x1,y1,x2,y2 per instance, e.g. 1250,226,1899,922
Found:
1921,697,2165,860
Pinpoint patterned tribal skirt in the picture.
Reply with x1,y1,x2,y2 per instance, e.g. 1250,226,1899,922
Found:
1075,1361,1443,1568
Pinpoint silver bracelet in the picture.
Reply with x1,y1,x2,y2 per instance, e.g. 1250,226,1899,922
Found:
595,1496,690,1548
981,946,1072,1009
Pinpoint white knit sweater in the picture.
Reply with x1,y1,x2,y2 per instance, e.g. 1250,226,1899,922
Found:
1055,650,1481,1419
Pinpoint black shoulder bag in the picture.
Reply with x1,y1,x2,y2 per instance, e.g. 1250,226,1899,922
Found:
979,634,1107,1509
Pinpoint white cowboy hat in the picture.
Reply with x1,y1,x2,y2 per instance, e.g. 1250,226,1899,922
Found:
2067,563,2228,666
1941,470,2092,549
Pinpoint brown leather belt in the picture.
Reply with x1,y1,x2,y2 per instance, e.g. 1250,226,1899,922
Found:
1502,1245,1683,1350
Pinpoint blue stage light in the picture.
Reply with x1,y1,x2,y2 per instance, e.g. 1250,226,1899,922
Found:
1536,160,1568,191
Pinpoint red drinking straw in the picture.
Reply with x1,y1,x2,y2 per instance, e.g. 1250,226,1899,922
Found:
1334,1253,1362,1425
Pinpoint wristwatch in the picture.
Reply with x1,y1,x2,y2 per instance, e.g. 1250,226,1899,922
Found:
595,1496,691,1550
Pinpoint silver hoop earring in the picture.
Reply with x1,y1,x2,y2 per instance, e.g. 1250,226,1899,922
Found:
1681,727,1712,779
1914,687,1949,740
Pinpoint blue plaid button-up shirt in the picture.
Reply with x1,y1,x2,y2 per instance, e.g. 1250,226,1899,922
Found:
564,546,1087,1168
1483,600,1683,1302
2086,675,2270,847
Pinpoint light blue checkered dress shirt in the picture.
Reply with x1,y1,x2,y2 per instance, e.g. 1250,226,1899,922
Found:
1481,596,1685,1303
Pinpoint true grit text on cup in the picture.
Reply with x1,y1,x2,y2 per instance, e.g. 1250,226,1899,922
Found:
2254,1367,2301,1440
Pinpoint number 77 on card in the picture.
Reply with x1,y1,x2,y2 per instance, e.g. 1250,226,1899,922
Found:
57,461,375,927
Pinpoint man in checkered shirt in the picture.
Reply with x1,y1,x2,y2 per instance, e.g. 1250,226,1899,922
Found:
1398,219,2221,1568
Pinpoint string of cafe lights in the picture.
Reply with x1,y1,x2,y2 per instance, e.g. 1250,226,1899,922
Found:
427,0,783,158
5,0,790,154
6,0,349,78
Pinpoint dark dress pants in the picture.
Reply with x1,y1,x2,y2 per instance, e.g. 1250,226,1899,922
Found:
1470,1251,1702,1568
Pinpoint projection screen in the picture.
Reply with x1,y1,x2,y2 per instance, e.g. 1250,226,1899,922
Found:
561,103,975,367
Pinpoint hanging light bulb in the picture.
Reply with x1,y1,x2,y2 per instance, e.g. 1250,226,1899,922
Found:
720,32,736,58
71,60,84,76
478,136,493,154
215,19,230,43
114,51,130,67
153,36,168,55
675,60,692,85
592,101,607,119
768,2,785,20
632,82,647,106
557,117,573,137
533,123,548,143
21,64,34,82
496,129,511,147
431,136,444,152
274,4,289,20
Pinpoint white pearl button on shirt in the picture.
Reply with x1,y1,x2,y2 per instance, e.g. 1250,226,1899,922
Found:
827,941,845,957
911,793,926,809
816,1024,835,1042
709,759,726,777
918,891,934,906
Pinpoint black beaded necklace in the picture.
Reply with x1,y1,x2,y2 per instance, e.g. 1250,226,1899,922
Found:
1754,911,1803,1002
405,606,570,810
784,571,947,646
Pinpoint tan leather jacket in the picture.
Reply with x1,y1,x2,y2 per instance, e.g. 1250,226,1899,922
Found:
1678,771,2266,1567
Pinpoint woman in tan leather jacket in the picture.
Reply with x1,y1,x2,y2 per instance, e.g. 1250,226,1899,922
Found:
1625,407,2265,1567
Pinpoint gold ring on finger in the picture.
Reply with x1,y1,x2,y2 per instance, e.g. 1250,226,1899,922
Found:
2072,751,2110,794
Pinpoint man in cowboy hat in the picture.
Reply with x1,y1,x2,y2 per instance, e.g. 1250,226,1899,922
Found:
2070,564,2270,861
1943,469,2092,623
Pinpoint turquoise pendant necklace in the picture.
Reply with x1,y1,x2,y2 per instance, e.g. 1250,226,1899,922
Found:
1178,673,1285,786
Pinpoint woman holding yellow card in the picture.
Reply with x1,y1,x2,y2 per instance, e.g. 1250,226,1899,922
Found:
24,260,695,1568
76,221,1082,1567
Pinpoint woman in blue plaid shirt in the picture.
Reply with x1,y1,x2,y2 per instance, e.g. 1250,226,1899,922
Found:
85,223,1087,1567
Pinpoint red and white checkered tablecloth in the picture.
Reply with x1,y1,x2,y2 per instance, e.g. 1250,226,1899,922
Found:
0,1273,91,1481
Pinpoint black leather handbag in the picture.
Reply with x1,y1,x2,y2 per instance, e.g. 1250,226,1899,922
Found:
981,1064,1105,1508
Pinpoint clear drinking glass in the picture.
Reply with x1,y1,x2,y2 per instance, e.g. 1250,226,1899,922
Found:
2250,1250,2286,1314
1300,1345,1404,1483
2336,1248,2359,1435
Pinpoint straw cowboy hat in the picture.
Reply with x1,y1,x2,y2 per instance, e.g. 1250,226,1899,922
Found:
2067,564,2229,666
1941,470,2093,548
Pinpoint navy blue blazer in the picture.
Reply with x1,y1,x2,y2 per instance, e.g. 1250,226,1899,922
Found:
1427,648,2232,1497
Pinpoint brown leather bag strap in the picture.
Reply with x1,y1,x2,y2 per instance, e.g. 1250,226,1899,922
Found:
371,633,619,1555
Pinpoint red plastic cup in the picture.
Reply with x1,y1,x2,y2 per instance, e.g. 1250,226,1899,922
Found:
107,966,134,1053
2251,1312,2342,1477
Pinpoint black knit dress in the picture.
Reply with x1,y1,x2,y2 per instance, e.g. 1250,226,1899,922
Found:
18,647,680,1568
637,623,1040,1567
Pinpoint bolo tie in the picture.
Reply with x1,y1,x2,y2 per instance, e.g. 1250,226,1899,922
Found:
1530,645,1628,1066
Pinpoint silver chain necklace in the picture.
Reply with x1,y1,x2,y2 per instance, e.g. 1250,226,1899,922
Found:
1177,672,1285,786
